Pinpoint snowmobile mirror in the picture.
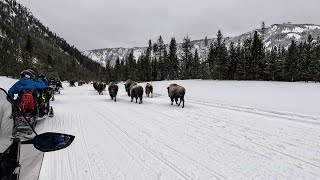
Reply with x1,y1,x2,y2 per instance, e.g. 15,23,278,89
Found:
32,132,75,152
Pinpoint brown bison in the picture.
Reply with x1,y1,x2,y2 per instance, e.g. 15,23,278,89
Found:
108,82,119,102
145,83,153,98
96,82,106,94
167,84,185,108
124,79,136,96
93,81,98,91
130,85,143,104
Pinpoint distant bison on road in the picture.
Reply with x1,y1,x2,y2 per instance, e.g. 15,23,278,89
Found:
167,83,185,108
108,82,118,102
145,83,153,98
124,79,136,96
130,85,143,104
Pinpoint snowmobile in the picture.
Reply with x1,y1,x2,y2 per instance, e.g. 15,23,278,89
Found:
11,90,39,137
38,90,54,119
0,88,75,180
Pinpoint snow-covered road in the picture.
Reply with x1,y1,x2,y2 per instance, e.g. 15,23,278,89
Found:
33,82,320,180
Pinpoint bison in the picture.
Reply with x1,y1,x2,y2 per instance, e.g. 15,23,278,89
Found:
124,79,136,96
145,83,153,97
96,83,106,94
108,82,119,102
167,83,185,108
93,81,98,91
130,85,143,104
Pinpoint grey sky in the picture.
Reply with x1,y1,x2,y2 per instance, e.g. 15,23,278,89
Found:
17,0,320,51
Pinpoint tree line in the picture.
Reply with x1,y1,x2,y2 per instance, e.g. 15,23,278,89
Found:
100,31,320,83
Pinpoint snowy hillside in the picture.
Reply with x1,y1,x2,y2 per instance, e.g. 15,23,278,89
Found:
83,23,320,66
1,77,320,179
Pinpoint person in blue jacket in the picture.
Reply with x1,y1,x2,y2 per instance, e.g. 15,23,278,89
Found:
8,69,46,100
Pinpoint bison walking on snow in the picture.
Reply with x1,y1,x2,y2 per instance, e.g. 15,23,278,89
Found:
145,83,153,98
124,79,136,96
167,84,185,108
96,83,106,94
130,85,143,104
108,82,118,102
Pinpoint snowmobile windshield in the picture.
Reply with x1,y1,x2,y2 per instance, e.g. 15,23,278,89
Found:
0,88,13,152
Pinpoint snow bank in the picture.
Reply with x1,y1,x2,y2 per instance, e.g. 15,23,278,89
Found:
140,80,320,117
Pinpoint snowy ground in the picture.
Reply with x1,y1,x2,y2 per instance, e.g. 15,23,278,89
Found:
1,77,320,179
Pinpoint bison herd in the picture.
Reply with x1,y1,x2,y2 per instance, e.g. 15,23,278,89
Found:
92,79,185,108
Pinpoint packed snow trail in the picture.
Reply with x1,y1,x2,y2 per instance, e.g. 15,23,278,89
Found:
27,82,319,180
2,77,319,179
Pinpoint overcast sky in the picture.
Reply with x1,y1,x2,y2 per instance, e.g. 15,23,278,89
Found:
17,0,320,51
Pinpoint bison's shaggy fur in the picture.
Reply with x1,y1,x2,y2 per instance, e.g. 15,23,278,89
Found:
108,82,119,102
124,79,136,96
130,85,143,104
145,83,153,98
167,84,185,108
93,81,98,91
96,83,106,94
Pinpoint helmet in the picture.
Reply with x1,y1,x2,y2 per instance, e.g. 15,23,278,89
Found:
20,70,34,79
38,74,47,80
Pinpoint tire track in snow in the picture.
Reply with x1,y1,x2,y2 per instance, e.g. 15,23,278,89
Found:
77,114,95,180
185,107,320,168
86,100,194,180
132,96,320,177
87,96,230,179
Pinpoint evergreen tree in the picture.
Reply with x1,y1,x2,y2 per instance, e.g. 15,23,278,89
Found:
168,38,178,79
204,36,208,47
285,40,299,81
25,34,33,54
181,36,192,79
227,42,238,80
114,57,121,81
127,50,136,80
213,30,228,80
192,49,200,78
267,46,278,81
151,57,158,80
157,36,166,80
207,42,215,78
251,31,265,80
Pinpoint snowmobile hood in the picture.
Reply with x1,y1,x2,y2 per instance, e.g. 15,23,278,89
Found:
0,88,13,150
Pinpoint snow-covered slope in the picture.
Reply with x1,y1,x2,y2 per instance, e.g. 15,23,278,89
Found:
83,23,320,66
1,77,320,179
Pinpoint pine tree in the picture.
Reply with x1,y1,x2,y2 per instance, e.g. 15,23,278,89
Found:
234,44,244,80
25,34,33,54
127,50,136,80
285,40,299,81
228,42,238,80
151,57,158,80
157,36,166,80
168,38,178,79
267,46,277,81
207,42,215,78
261,21,266,40
213,30,228,80
181,36,192,79
114,57,121,81
192,49,200,78
204,36,208,47
251,31,265,80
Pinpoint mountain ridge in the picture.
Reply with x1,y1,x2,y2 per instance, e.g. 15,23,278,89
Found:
0,0,101,80
83,23,320,67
